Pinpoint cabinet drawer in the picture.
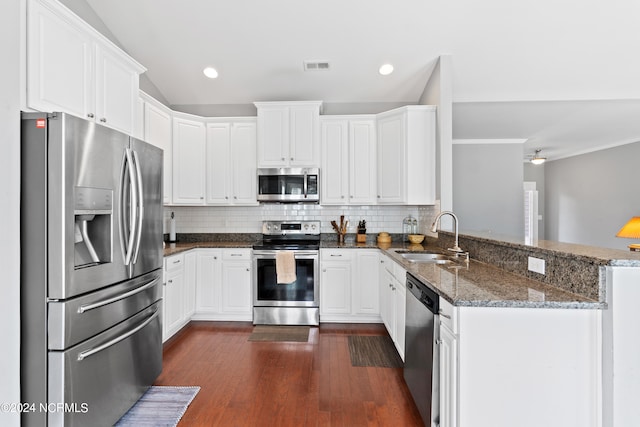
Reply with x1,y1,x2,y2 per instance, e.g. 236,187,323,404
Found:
164,253,185,273
321,249,354,261
222,249,251,261
439,297,457,333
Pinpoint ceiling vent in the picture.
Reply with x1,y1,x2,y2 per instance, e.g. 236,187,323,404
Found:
303,61,330,71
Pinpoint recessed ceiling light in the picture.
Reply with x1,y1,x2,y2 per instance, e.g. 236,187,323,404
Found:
203,67,218,79
379,63,394,76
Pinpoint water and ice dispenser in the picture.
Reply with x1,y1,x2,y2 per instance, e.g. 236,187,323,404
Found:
74,187,112,268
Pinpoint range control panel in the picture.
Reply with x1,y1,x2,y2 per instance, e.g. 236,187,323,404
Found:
261,220,320,236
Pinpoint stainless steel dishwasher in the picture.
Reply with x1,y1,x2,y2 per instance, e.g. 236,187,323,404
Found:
404,273,440,427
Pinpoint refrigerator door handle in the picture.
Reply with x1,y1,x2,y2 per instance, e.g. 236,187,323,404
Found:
131,149,144,264
121,148,139,266
77,307,159,361
77,277,160,314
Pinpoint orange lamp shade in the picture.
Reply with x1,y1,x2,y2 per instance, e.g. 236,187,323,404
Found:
616,217,640,251
616,217,640,238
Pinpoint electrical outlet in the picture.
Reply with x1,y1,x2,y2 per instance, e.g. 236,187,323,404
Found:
528,256,545,275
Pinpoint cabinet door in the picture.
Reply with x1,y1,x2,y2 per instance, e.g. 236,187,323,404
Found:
196,250,222,314
183,251,197,320
172,117,206,204
257,106,288,167
320,262,352,315
221,262,252,315
439,323,458,427
231,122,258,204
289,106,319,166
353,251,380,315
94,43,139,134
379,258,392,331
27,0,93,120
394,278,406,361
320,120,349,204
144,101,173,204
349,120,377,204
205,123,231,204
163,269,184,341
377,114,405,204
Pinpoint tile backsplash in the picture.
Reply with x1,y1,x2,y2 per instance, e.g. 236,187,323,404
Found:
164,203,440,235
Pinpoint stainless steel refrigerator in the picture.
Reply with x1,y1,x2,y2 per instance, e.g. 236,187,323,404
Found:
20,112,164,426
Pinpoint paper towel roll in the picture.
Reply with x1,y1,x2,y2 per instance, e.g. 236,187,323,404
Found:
169,215,176,242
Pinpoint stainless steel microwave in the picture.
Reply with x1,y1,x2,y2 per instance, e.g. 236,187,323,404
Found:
257,168,319,203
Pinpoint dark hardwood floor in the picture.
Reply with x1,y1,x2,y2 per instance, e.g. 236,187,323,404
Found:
155,321,423,426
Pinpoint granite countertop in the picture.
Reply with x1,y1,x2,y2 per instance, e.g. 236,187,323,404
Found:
163,235,606,310
383,246,603,310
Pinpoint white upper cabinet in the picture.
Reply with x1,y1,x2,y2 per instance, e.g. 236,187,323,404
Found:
255,101,322,167
172,114,206,205
141,93,173,204
321,116,376,205
376,106,436,205
205,119,258,205
26,0,145,135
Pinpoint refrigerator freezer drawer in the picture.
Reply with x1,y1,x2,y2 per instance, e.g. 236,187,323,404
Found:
47,302,162,427
48,269,162,350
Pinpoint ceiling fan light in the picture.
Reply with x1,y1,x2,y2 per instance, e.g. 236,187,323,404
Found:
530,157,546,165
203,67,218,79
379,63,394,75
530,149,546,165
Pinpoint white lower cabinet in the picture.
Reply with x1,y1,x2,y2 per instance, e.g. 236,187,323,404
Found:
438,298,458,427
193,249,252,321
163,252,195,342
438,298,601,427
320,249,381,322
379,254,406,360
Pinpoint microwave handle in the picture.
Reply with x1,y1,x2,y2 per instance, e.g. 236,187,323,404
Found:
303,170,308,199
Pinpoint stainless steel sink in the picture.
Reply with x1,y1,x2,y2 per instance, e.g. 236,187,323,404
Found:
395,251,454,264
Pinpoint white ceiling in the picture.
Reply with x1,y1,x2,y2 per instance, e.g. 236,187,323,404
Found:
81,0,640,161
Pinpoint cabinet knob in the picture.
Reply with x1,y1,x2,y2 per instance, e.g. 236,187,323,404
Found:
213,256,217,260
87,113,94,119
225,196,228,199
246,268,250,271
290,157,294,161
377,195,381,198
323,269,326,272
100,117,107,123
234,196,237,199
168,279,173,284
341,195,344,199
281,157,285,161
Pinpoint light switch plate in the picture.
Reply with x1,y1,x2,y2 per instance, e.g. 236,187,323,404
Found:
528,256,546,275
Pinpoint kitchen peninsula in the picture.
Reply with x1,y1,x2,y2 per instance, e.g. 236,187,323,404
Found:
163,230,640,427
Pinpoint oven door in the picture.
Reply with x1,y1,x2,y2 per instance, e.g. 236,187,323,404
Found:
253,250,319,307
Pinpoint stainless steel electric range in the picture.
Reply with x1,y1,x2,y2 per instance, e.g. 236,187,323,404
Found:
252,220,320,325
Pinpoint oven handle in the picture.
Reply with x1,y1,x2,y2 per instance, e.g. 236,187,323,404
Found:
253,250,318,257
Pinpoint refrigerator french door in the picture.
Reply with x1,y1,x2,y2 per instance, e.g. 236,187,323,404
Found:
20,112,164,427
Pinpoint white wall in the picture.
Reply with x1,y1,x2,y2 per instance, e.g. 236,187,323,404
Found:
545,141,640,250
419,55,454,229
0,0,23,425
452,140,524,237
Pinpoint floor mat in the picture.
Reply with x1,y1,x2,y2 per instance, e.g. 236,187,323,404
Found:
248,325,310,342
348,335,403,368
114,386,200,427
